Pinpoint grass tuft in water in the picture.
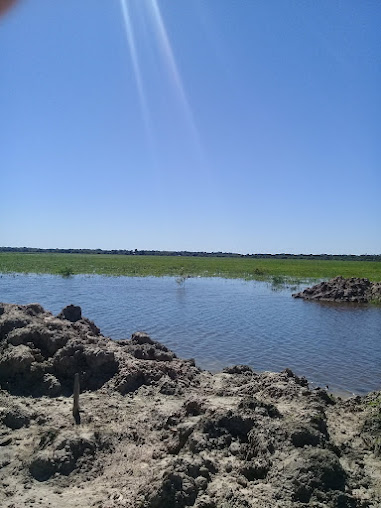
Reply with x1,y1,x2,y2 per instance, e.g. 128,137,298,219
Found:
58,266,74,278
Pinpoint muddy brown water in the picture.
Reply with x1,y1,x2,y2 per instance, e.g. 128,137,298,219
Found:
1,273,380,395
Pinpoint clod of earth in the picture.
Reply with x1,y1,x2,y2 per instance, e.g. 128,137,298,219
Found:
0,302,380,507
292,276,381,303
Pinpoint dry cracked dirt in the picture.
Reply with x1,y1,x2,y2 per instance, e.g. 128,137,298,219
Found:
0,302,380,507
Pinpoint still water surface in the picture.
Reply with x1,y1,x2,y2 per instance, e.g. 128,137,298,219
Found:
1,274,380,395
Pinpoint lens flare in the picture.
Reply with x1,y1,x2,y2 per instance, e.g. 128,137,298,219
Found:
148,0,204,158
119,0,208,171
119,0,154,147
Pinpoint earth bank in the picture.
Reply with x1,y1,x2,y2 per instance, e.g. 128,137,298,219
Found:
0,302,380,507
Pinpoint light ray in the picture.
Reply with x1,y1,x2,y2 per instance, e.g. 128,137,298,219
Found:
119,0,154,148
148,0,205,160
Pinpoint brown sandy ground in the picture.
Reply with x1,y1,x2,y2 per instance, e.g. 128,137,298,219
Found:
0,302,380,507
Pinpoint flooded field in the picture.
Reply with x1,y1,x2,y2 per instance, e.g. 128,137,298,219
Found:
1,273,380,395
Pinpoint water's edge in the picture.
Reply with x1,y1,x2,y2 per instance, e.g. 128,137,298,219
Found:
1,273,380,395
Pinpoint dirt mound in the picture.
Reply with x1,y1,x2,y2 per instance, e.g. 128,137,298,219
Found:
292,276,381,303
0,302,380,507
0,303,198,396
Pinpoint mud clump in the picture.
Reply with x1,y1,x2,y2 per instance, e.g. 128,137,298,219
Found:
0,303,194,396
293,276,381,303
29,429,101,481
0,401,31,429
0,302,380,508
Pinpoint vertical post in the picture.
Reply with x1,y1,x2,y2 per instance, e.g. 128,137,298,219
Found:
73,373,80,425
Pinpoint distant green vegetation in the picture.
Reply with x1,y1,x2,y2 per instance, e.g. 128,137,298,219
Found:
0,252,380,282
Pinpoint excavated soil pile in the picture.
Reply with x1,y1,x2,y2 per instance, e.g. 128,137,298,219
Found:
0,302,380,507
293,277,381,303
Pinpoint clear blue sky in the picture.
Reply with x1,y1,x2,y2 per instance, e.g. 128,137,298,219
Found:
1,0,380,254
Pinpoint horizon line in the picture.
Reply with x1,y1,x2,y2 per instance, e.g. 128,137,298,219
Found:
1,247,380,258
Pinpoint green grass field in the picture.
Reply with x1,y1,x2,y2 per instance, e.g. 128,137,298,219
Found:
0,252,380,282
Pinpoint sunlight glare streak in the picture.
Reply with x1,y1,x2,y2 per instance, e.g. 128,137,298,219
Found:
119,0,155,149
149,0,205,160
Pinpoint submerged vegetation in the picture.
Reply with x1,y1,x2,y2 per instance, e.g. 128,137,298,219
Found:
57,266,74,278
0,252,380,282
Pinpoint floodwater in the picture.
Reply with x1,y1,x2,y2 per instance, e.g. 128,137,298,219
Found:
1,273,380,395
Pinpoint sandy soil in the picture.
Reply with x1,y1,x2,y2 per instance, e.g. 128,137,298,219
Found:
0,302,380,507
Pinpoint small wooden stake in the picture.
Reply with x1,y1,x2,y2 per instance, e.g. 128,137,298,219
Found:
73,373,80,425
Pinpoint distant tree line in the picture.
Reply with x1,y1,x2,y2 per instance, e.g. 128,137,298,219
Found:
0,247,380,262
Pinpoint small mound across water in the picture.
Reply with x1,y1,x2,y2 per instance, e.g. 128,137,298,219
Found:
293,276,381,303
